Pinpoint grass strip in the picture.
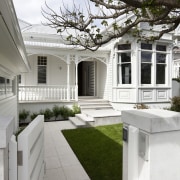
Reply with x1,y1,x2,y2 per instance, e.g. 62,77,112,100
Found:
62,123,123,180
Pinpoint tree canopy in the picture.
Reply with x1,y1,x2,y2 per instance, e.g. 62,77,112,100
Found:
43,0,180,51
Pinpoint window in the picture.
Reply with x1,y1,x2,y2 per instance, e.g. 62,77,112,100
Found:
0,76,15,98
156,45,166,84
38,56,47,84
117,44,131,84
140,43,167,85
6,78,13,95
141,44,152,84
0,77,5,95
18,75,21,84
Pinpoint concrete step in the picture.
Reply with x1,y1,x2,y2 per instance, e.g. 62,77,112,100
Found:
81,107,113,112
78,99,113,112
80,103,112,107
69,116,87,128
76,114,94,122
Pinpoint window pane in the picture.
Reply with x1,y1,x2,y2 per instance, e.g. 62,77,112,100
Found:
121,53,131,63
122,64,131,84
141,52,152,62
156,64,165,84
38,56,47,65
141,43,152,50
6,79,12,94
0,77,5,95
156,53,166,63
117,65,121,84
18,75,21,84
38,66,46,83
156,45,166,51
141,64,151,84
118,44,131,50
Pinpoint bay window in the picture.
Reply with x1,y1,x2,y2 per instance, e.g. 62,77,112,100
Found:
117,44,131,84
140,43,167,85
156,45,166,84
141,43,152,84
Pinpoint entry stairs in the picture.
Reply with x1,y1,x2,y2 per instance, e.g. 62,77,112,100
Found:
69,98,121,127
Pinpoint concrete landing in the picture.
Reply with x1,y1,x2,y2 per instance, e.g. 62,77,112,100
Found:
71,109,122,127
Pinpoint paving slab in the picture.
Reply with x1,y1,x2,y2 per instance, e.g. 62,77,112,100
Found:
44,121,91,180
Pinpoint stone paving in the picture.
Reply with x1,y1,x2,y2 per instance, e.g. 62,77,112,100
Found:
44,121,90,180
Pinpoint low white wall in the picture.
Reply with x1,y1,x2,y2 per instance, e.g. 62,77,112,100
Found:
172,80,180,97
19,101,74,113
111,102,171,111
122,109,180,180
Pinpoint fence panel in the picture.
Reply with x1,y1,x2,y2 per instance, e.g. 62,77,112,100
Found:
18,115,44,180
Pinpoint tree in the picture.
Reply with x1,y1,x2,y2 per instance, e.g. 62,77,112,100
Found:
42,0,180,51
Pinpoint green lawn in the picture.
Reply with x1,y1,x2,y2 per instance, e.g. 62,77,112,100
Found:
62,123,123,180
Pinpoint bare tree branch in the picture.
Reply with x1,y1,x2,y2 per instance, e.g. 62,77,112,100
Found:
42,0,180,51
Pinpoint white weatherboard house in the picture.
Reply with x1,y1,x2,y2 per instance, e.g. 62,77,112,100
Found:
0,0,31,179
18,16,179,113
173,25,180,79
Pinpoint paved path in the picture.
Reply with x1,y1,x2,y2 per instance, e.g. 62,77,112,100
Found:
44,121,90,180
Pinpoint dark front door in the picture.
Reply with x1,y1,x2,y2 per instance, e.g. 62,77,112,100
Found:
78,61,95,96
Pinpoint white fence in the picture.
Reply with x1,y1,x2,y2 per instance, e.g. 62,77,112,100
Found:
19,85,77,101
18,115,45,180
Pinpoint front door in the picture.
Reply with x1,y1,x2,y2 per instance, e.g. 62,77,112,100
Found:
78,61,95,96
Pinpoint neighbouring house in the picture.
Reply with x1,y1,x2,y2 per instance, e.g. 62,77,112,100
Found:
0,0,30,130
18,15,179,111
172,25,180,97
0,0,30,179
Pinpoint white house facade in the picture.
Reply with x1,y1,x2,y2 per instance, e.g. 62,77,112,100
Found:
0,0,30,130
18,17,178,110
0,0,30,179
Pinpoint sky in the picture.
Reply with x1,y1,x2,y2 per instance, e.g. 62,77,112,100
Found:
13,0,92,24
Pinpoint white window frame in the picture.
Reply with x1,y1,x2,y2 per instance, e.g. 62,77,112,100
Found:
140,42,168,86
116,44,132,85
37,56,47,84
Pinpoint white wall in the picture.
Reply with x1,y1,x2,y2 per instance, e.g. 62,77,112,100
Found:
172,80,180,97
21,54,75,86
0,96,18,130
96,61,107,98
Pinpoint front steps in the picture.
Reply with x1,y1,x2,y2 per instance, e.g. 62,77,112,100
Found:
78,98,113,113
69,98,121,128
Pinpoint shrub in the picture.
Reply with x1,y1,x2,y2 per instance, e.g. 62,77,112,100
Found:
60,106,72,119
44,108,53,121
72,103,81,114
169,96,180,112
39,109,53,121
30,113,39,121
172,77,180,83
19,109,30,123
52,105,61,120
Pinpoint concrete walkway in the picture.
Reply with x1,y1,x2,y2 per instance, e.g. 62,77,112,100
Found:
44,121,90,180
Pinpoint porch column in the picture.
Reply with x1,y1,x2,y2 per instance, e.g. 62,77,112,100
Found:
75,55,78,101
67,55,70,101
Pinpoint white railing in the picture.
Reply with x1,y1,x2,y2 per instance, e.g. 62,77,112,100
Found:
18,115,44,180
19,85,77,101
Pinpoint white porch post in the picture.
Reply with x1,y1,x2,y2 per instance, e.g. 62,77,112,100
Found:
67,55,70,101
75,55,78,101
